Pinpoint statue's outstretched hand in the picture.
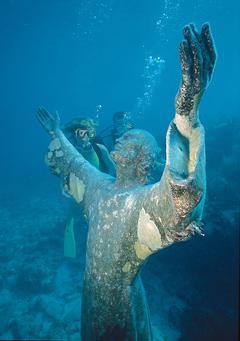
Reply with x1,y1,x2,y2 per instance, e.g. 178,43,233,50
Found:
176,23,217,117
36,107,60,136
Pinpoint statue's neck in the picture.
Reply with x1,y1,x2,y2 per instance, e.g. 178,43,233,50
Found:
115,166,141,188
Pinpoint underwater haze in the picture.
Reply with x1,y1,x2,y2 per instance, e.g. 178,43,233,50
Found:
0,0,239,340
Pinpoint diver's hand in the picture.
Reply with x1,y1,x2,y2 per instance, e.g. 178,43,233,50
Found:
176,23,216,119
36,107,60,136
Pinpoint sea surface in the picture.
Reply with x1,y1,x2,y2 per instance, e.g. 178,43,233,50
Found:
0,0,239,340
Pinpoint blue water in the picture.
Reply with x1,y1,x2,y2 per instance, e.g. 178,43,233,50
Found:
0,0,239,340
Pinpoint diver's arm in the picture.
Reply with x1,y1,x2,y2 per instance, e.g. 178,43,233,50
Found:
37,108,110,204
139,24,216,253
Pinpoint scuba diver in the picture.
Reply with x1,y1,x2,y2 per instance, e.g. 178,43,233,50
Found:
62,117,115,176
99,111,134,151
62,117,116,258
37,23,216,340
111,111,134,145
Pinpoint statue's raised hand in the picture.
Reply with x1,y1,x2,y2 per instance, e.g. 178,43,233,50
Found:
36,107,60,136
176,23,217,117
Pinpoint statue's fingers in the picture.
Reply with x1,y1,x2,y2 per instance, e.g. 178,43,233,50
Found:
37,107,48,122
190,23,202,43
37,108,53,127
38,110,49,126
201,23,217,80
190,23,210,86
38,119,48,132
36,112,48,131
40,107,58,127
55,110,60,122
40,107,52,120
183,25,203,92
38,107,49,117
36,109,45,123
179,40,192,85
37,107,46,120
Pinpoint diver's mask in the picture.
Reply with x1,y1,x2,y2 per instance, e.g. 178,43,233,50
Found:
75,128,92,150
75,128,89,139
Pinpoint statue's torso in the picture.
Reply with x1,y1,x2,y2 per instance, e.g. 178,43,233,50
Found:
81,184,153,340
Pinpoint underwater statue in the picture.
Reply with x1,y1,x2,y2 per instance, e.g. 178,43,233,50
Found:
37,23,216,340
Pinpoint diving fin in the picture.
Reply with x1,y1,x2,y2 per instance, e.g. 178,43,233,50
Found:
64,218,76,258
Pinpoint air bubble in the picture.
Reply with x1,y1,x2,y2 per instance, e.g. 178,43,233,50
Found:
133,55,165,117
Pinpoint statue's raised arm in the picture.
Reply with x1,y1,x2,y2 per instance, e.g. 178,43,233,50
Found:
176,23,216,124
36,108,113,206
142,23,217,252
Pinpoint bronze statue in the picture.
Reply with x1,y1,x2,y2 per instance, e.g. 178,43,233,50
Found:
37,23,216,340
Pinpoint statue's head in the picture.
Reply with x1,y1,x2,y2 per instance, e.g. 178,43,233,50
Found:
111,129,159,185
